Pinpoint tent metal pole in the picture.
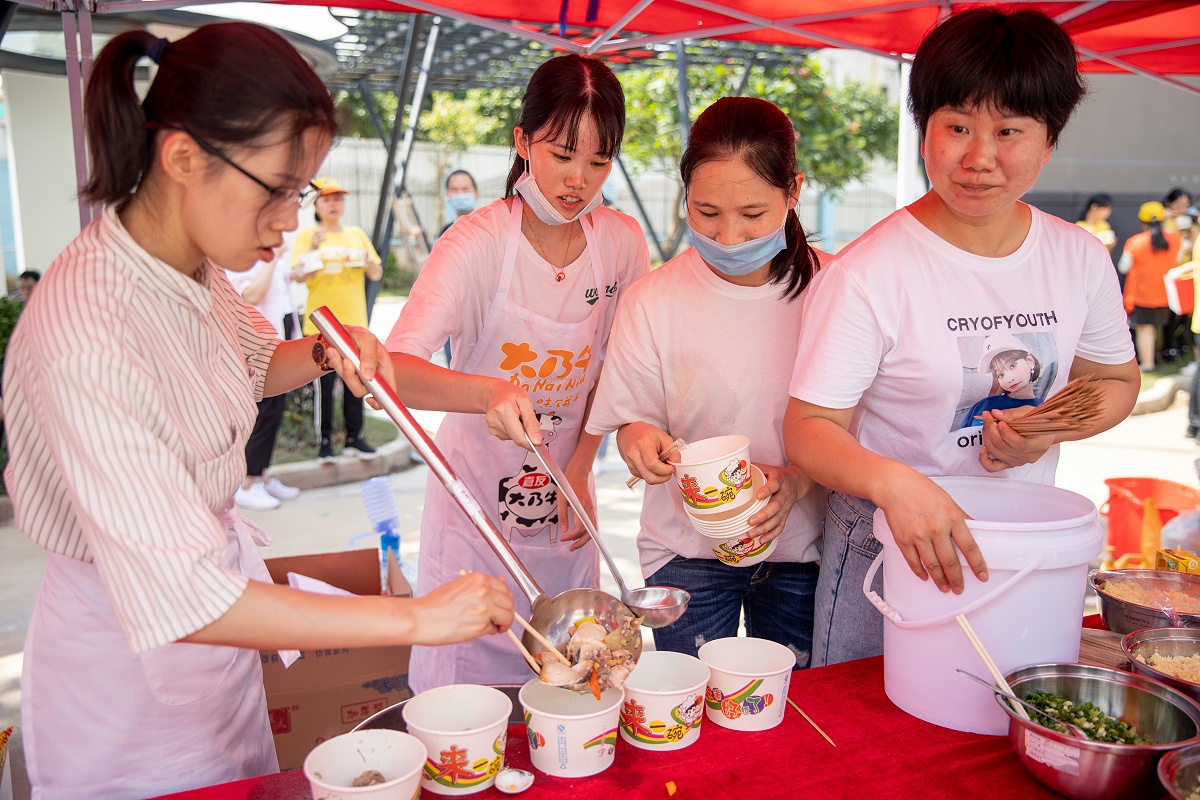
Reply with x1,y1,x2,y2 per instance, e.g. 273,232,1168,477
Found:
63,7,91,230
583,0,655,55
357,79,390,142
0,3,19,42
379,0,583,53
1076,45,1200,98
370,14,423,256
665,40,690,259
734,51,757,97
615,155,667,264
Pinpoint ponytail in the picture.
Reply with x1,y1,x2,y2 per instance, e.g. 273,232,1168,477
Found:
83,23,337,206
1150,220,1169,252
771,209,820,301
83,30,159,203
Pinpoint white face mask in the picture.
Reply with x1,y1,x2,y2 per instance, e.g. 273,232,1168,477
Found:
513,154,603,226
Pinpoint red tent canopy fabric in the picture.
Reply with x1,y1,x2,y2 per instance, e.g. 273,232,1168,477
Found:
275,0,1200,76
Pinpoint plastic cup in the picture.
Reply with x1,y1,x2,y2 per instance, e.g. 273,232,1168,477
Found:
346,247,368,268
519,679,622,778
304,729,426,800
298,249,324,276
674,436,755,518
619,651,709,750
402,684,512,795
323,246,346,274
698,637,795,731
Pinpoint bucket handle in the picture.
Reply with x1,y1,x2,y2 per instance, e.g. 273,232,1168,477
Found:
1100,485,1144,517
861,551,1044,630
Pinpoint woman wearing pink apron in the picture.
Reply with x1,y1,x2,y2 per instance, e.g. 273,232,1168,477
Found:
9,26,512,799
387,55,650,690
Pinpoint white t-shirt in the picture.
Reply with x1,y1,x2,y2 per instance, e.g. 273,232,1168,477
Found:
587,248,825,578
789,206,1135,485
226,257,296,338
387,199,649,362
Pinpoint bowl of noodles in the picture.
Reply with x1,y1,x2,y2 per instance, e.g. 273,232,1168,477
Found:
1090,570,1200,634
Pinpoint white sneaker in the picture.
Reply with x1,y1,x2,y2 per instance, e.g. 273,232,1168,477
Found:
263,476,301,501
235,481,280,510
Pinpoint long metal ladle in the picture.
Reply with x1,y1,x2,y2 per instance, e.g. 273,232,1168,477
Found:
522,431,690,629
956,669,1090,740
310,308,641,671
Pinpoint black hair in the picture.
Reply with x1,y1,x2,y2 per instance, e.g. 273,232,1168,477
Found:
1165,187,1193,207
504,54,625,197
908,8,1085,147
18,271,39,282
1076,193,1113,223
83,23,337,204
446,169,477,191
680,97,819,301
1150,219,1170,252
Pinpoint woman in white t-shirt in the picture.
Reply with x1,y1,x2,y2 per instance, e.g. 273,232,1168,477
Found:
783,8,1140,666
387,55,650,690
587,97,826,661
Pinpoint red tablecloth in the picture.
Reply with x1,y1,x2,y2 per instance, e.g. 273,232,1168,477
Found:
155,656,1065,800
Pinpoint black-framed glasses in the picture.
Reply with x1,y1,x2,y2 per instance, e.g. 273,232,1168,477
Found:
190,134,320,209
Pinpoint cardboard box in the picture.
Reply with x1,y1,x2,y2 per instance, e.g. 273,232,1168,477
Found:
1157,548,1200,574
260,549,412,771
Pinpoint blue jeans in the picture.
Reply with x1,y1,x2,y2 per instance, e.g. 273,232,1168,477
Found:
647,557,818,669
811,491,885,667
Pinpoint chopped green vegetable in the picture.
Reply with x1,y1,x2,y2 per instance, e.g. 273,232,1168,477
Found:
1023,691,1153,745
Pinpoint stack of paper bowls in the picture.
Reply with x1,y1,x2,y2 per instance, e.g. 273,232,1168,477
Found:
674,435,775,568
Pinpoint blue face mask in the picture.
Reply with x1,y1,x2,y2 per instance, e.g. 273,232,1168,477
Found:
688,212,789,277
447,192,476,214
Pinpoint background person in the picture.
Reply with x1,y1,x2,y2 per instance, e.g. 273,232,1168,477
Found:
587,97,826,663
440,168,477,237
7,270,39,303
7,25,513,799
1075,193,1116,253
783,8,1139,667
293,178,384,461
226,253,302,510
386,53,650,691
1165,187,1193,232
1120,200,1181,371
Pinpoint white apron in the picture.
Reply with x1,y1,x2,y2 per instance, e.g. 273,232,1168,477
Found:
410,197,607,690
22,501,280,800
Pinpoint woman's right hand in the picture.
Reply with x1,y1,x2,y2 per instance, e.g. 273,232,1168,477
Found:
408,572,514,646
484,378,543,448
616,422,677,485
874,465,988,595
311,229,326,249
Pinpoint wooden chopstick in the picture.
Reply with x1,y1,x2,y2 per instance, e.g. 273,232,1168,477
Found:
956,614,1030,721
786,697,835,747
507,628,541,674
511,611,572,667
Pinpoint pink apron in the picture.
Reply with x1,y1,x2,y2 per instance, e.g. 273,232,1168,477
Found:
409,197,607,690
22,501,280,799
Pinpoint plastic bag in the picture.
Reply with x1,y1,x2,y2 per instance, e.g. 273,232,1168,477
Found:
1161,509,1200,554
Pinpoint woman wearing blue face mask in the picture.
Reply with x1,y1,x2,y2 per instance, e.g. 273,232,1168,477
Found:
587,97,827,662
440,169,478,237
386,54,650,690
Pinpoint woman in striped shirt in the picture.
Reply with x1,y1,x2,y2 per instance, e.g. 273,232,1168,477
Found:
5,23,513,800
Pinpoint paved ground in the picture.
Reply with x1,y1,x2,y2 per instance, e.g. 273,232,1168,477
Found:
1,298,1196,797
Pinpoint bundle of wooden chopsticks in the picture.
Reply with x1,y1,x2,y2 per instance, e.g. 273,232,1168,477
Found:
993,374,1104,436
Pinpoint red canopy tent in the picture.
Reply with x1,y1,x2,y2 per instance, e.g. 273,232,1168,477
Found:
15,0,1200,226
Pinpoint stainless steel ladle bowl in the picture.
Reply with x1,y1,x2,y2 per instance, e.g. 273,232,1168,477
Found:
311,308,642,668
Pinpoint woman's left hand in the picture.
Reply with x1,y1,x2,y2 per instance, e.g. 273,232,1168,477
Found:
745,464,815,544
324,325,398,411
558,457,597,552
977,407,1056,472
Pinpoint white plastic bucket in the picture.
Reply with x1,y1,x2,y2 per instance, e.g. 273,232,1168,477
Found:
863,476,1103,735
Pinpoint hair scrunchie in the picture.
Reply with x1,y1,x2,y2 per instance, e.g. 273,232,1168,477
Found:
148,37,170,64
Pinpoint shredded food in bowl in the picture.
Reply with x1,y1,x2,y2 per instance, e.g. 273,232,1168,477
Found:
1103,579,1200,614
1135,651,1200,683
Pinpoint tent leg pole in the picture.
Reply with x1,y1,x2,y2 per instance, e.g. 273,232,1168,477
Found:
63,8,91,231
615,155,667,264
392,14,440,253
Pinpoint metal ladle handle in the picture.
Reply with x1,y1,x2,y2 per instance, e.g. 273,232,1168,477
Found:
955,669,1089,740
523,431,632,599
309,307,544,605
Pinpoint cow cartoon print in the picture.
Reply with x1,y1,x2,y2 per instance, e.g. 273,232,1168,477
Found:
498,413,563,543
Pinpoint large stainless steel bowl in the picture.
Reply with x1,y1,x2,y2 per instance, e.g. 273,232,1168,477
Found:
353,685,525,733
1124,628,1200,705
1161,742,1200,800
1091,569,1200,634
998,663,1200,800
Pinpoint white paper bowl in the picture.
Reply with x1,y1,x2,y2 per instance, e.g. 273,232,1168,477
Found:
675,436,755,517
304,729,426,800
402,684,512,795
699,532,777,567
619,651,710,750
698,637,795,731
519,679,622,778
